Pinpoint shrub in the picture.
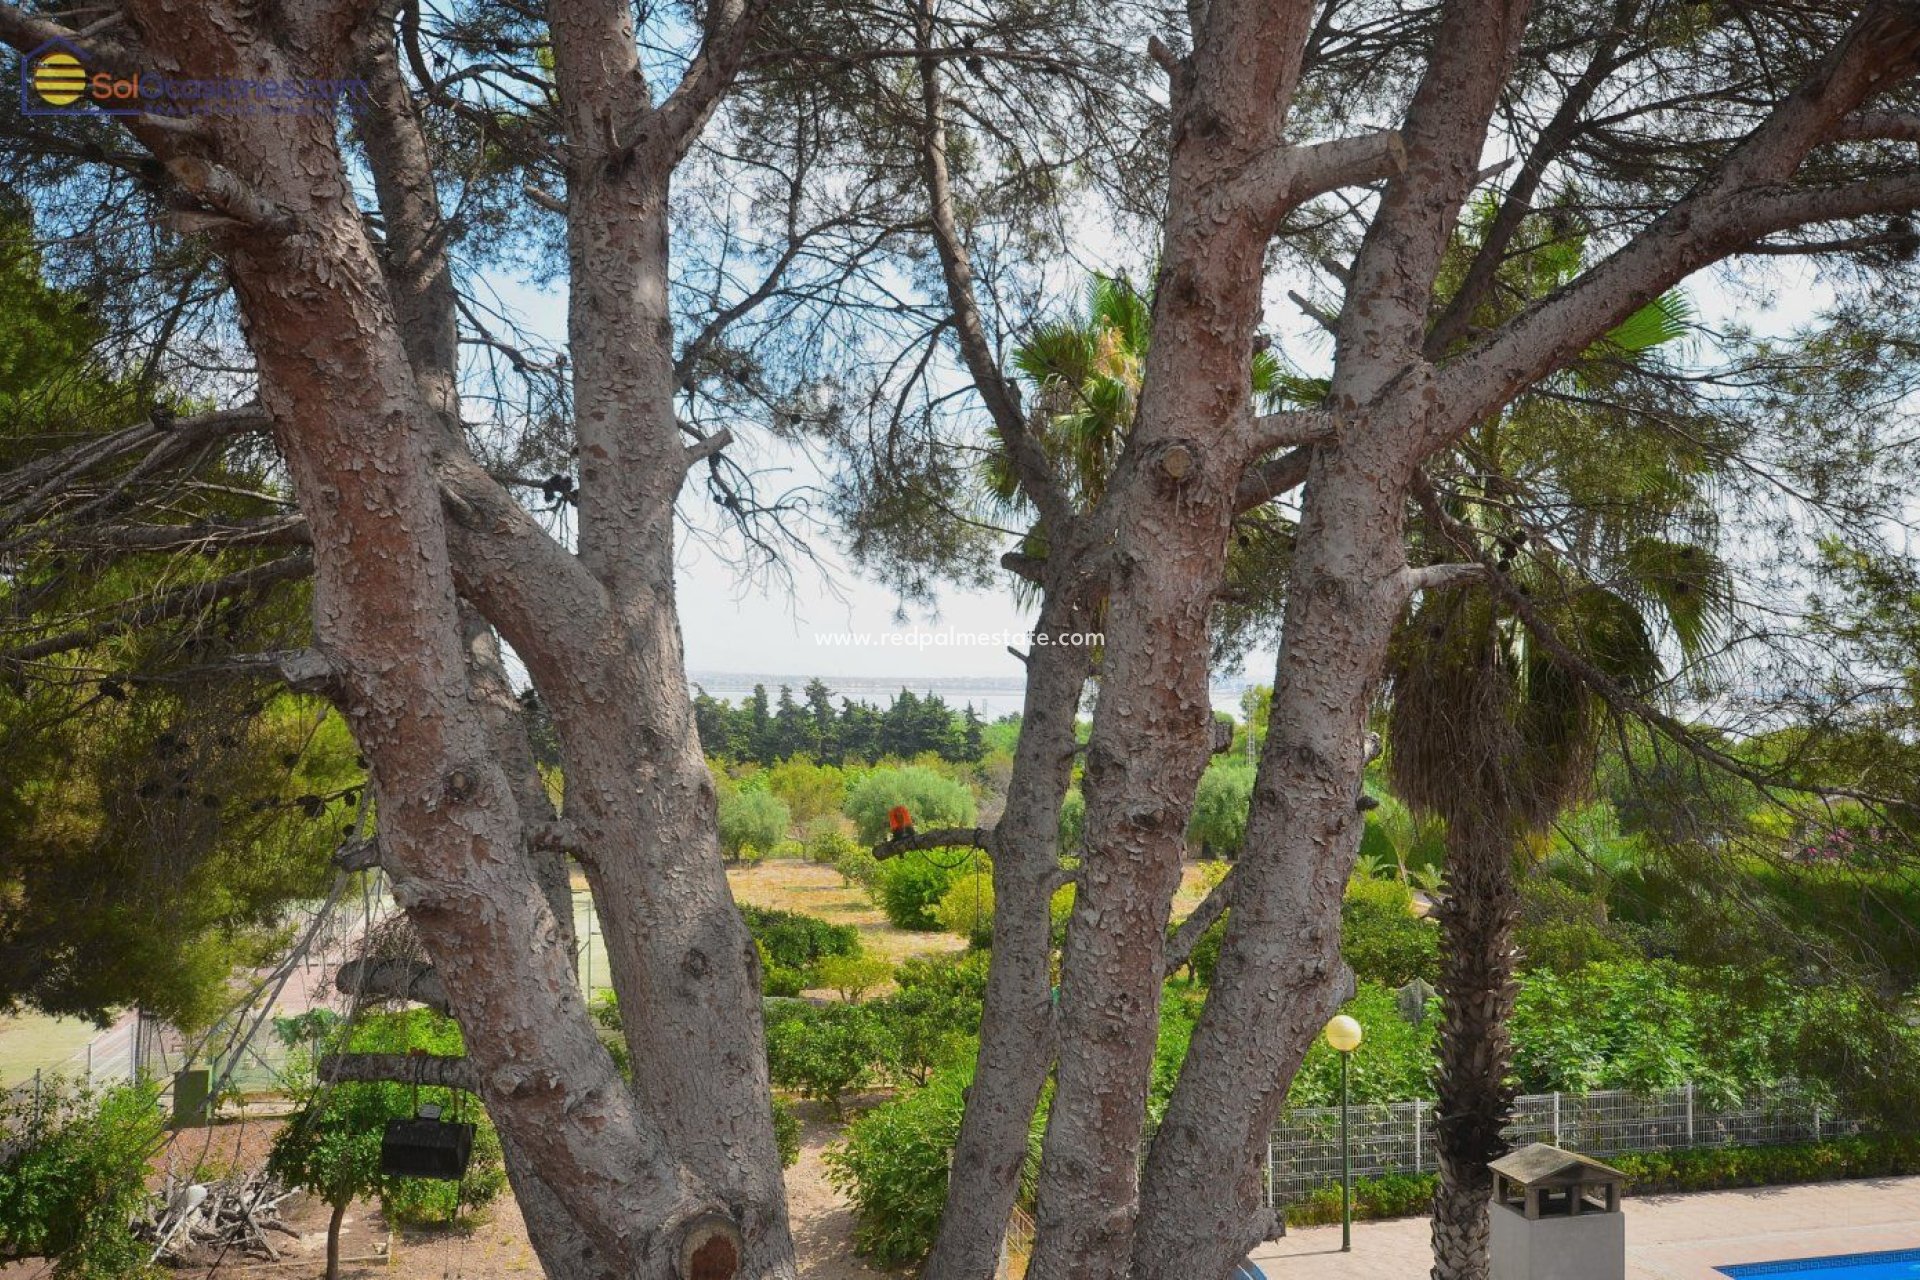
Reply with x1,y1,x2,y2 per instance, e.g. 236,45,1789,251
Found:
588,991,631,1075
844,766,977,844
771,1096,802,1169
933,869,995,947
739,904,860,972
1057,788,1085,855
818,954,894,1002
383,1116,507,1226
804,815,860,865
272,1010,506,1249
1509,959,1702,1094
0,1079,164,1279
1518,917,1636,974
1612,1133,1920,1193
873,986,980,1086
766,1004,891,1113
893,950,992,1003
1286,982,1436,1106
1049,880,1076,948
1516,876,1638,973
825,1060,1041,1268
835,844,882,890
1284,1172,1438,1226
1187,759,1255,857
1180,915,1226,985
1341,875,1438,987
719,786,790,860
766,757,848,829
876,851,967,931
757,940,808,998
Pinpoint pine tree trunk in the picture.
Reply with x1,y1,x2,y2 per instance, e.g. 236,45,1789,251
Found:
1428,815,1521,1280
1131,459,1412,1280
921,586,1092,1280
1022,9,1316,1268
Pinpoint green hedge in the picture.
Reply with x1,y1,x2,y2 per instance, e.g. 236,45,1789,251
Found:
739,904,861,971
1282,1133,1920,1226
875,851,964,931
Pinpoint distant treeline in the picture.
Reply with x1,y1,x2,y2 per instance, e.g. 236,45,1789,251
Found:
691,679,997,765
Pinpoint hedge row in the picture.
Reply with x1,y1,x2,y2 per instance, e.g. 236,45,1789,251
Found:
1281,1133,1920,1226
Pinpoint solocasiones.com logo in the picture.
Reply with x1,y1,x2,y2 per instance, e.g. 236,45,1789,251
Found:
20,38,369,116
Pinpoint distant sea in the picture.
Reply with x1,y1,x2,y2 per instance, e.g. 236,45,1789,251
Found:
688,672,1254,721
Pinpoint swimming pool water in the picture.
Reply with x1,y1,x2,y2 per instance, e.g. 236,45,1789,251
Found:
1719,1248,1920,1280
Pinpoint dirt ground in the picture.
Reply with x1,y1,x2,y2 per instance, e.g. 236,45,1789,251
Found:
8,857,1225,1278
379,1098,902,1280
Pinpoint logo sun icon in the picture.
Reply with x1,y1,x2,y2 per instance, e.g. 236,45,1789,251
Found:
29,50,88,106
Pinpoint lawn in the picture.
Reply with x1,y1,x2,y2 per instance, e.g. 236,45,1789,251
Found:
0,1013,102,1087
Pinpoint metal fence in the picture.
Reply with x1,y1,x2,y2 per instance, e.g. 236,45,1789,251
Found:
1263,1084,1857,1205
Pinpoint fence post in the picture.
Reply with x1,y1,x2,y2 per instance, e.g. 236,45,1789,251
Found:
1414,1105,1423,1175
1685,1083,1695,1147
1265,1140,1274,1209
1552,1092,1562,1147
1813,1103,1821,1143
85,1042,93,1090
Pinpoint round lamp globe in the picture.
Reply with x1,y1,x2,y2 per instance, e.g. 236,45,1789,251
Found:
1324,1014,1364,1053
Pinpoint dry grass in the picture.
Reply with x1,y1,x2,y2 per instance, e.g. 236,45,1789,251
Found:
1170,859,1227,923
727,859,968,965
0,1015,100,1087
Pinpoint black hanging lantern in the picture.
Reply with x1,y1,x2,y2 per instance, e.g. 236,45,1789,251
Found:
379,1104,474,1180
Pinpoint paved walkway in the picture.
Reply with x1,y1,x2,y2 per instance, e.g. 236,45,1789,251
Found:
1250,1177,1920,1278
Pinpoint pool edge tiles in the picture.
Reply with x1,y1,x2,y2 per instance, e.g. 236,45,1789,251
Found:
1718,1248,1920,1278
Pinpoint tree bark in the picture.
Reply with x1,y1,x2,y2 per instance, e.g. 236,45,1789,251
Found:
326,1198,347,1280
104,3,738,1272
921,583,1093,1280
1131,455,1411,1280
1428,815,1521,1280
536,2,795,1270
1022,4,1333,1273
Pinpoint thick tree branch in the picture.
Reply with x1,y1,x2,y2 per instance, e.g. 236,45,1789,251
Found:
1247,409,1335,455
336,957,451,1014
649,0,768,166
1425,0,1634,355
1833,108,1920,142
680,427,734,473
0,2,139,72
319,1052,477,1090
1402,561,1489,593
1331,0,1533,403
1164,865,1238,977
72,515,310,552
334,838,383,872
1241,130,1406,228
1233,447,1313,512
871,828,991,861
1438,5,1920,446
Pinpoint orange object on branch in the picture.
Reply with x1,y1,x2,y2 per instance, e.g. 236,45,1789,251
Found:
888,805,915,839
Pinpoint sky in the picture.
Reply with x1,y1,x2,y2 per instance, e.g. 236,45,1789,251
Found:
483,226,1837,689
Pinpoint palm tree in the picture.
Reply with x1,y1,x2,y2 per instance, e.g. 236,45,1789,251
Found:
1395,201,1731,1280
1389,565,1676,1279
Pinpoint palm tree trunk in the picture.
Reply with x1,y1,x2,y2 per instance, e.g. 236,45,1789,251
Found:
1430,813,1522,1280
